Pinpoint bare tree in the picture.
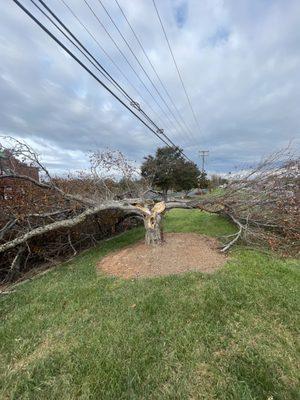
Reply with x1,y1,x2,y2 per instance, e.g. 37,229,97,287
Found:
0,138,180,280
201,147,300,255
0,137,299,282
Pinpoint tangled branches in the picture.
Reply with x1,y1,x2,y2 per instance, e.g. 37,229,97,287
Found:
0,138,146,282
212,148,300,255
0,137,299,283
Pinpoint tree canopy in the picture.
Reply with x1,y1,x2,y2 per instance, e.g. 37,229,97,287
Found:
141,146,200,195
198,171,209,189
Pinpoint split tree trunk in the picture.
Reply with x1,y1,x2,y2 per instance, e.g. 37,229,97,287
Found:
144,213,163,245
134,201,166,246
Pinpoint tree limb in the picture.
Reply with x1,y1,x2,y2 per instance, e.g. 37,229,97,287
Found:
0,202,142,254
221,214,245,252
0,219,18,240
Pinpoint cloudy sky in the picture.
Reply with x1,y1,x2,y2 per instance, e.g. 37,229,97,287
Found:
0,0,299,174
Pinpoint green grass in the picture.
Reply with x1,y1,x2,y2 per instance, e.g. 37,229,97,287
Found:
164,209,236,236
0,209,299,399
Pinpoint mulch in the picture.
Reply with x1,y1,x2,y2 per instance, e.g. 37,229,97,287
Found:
97,233,227,278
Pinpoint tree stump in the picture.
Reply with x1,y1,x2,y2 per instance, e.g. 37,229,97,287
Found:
135,201,166,246
144,213,163,245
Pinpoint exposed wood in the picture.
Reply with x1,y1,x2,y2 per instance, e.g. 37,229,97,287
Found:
144,213,163,245
1,138,298,284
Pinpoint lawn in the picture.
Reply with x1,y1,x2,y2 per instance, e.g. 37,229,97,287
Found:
0,210,299,399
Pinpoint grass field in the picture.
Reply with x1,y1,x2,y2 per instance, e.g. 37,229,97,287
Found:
1,210,299,399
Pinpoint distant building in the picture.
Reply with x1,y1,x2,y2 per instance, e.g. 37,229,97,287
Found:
0,149,39,180
0,149,39,200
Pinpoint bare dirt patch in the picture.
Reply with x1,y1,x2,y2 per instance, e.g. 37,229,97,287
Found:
97,233,227,278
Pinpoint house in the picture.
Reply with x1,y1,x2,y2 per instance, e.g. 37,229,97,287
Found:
0,149,39,200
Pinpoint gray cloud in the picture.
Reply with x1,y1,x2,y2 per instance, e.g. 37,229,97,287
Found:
0,0,299,174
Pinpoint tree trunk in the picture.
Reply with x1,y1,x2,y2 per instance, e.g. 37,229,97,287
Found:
144,213,164,245
162,189,168,202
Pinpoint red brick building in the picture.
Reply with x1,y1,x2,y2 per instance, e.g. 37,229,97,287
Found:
0,149,39,200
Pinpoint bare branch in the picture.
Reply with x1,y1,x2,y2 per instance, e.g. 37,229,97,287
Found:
221,215,244,252
0,219,17,240
0,173,95,206
0,201,142,254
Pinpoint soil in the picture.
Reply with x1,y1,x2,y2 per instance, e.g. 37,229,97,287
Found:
97,233,227,278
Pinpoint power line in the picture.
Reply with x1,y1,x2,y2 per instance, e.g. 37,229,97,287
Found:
58,0,167,132
58,0,192,149
97,0,194,144
152,0,201,133
34,0,185,153
12,0,171,147
32,0,158,132
114,0,197,144
31,0,181,150
30,0,131,103
83,0,176,134
12,0,192,161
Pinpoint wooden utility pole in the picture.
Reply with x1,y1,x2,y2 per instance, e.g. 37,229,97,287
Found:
199,150,209,173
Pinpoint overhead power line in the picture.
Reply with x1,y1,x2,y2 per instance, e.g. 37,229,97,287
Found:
32,0,158,132
114,0,196,144
152,0,201,133
30,0,131,102
83,0,176,134
33,0,185,153
12,0,192,161
58,0,193,148
97,0,195,144
13,0,170,147
58,0,167,132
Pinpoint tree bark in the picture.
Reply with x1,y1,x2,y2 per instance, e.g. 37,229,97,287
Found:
0,202,142,254
7,246,25,281
162,189,168,202
144,213,163,245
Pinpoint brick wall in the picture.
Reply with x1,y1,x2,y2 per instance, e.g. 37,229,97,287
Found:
0,150,39,200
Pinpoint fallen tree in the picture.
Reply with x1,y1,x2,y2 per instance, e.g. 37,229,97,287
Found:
0,138,192,281
200,147,300,255
0,137,299,282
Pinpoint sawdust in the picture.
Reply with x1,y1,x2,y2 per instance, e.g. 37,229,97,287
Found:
97,233,227,278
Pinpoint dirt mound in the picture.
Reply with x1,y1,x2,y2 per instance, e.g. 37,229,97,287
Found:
97,233,227,278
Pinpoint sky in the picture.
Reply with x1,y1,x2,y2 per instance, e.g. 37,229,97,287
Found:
0,0,299,175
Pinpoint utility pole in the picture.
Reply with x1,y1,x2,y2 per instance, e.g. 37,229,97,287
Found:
199,150,209,173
